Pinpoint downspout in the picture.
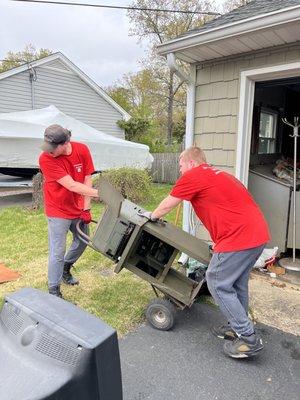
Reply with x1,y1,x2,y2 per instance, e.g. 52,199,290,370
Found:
28,64,37,109
166,53,196,235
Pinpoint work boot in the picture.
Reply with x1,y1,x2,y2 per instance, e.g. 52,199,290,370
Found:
49,285,63,298
62,263,79,285
223,333,264,358
211,324,237,340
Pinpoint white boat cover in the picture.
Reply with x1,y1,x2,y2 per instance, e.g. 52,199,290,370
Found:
0,105,153,170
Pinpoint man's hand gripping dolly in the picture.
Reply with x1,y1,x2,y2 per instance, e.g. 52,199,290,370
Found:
137,211,165,225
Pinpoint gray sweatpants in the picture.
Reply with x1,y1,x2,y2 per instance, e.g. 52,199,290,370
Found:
206,244,265,337
47,217,88,288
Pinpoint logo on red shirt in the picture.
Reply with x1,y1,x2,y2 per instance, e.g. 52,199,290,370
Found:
74,163,83,173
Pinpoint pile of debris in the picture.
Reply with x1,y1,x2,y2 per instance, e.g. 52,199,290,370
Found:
273,157,300,183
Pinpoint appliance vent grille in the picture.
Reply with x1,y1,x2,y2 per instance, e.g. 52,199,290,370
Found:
0,303,24,335
35,332,80,366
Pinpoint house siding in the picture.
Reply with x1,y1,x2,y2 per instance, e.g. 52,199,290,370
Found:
194,42,300,242
0,72,32,112
195,42,300,172
0,59,125,139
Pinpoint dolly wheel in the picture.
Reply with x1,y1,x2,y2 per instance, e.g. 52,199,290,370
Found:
145,298,176,331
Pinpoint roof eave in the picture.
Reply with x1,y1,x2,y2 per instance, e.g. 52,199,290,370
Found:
157,5,300,57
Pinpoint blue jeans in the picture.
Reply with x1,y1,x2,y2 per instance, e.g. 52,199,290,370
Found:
47,217,88,288
206,244,265,337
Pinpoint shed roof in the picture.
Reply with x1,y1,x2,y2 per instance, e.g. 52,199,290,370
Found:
0,52,130,120
158,0,300,63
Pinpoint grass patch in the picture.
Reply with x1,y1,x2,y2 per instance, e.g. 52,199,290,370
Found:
0,183,181,335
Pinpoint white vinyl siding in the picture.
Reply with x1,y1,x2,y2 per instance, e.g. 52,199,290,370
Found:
194,42,300,243
0,59,125,139
0,72,32,112
194,43,300,172
44,60,71,71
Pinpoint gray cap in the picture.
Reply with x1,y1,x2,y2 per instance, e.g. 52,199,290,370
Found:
41,124,71,152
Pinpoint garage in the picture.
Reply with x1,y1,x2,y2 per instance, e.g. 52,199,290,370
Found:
249,76,300,258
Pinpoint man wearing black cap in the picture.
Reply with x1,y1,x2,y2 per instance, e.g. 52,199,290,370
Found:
39,124,99,298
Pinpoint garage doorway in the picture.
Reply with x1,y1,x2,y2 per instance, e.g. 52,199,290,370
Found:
248,77,300,253
236,63,300,254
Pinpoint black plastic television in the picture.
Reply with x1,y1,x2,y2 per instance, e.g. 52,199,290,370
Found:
0,288,122,400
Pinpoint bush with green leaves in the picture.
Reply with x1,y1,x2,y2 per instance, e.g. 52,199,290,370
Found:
94,167,152,204
117,117,151,141
138,134,166,153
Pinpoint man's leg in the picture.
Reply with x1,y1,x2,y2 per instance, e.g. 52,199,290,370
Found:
233,244,265,313
64,219,88,264
206,244,265,357
206,244,265,336
63,220,88,284
47,217,71,294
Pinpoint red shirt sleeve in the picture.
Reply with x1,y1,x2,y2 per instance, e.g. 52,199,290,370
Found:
81,144,95,176
39,154,69,182
170,171,199,201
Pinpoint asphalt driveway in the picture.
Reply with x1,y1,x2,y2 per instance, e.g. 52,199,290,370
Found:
119,303,300,400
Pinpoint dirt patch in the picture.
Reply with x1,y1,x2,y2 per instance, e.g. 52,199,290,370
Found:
249,271,300,336
0,263,21,283
99,268,115,278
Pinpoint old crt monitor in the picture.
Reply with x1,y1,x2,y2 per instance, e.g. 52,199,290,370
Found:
0,288,122,400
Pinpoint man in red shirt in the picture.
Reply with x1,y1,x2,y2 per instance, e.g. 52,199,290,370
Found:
143,147,270,359
39,124,99,298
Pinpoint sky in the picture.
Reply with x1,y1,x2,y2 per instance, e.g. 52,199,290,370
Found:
0,0,224,88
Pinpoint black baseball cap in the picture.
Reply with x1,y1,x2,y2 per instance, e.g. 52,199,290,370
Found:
41,124,71,152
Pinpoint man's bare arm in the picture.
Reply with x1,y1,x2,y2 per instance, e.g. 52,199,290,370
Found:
83,175,93,209
152,195,182,219
57,175,98,197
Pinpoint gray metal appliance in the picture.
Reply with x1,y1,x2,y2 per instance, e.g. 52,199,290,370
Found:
77,177,211,331
248,166,300,252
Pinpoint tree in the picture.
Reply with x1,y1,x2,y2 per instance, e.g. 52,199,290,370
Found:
222,0,250,14
117,117,151,141
106,86,132,114
107,64,186,149
107,68,165,127
0,44,53,73
173,112,186,143
127,0,218,145
107,68,166,151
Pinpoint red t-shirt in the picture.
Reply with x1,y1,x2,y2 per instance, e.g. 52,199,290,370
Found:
39,141,95,218
171,164,270,252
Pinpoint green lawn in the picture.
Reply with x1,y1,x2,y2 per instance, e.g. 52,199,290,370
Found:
0,184,182,335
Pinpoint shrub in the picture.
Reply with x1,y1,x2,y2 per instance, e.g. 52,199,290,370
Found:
135,134,166,153
32,172,44,210
117,117,151,141
94,167,152,204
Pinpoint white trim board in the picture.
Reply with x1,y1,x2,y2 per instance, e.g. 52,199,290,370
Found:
158,5,300,56
235,61,300,186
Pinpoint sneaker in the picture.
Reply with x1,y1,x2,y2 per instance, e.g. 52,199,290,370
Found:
49,285,63,298
63,263,79,285
223,334,264,358
211,324,237,340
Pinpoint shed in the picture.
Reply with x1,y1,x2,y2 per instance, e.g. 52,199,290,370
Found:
0,52,130,139
158,0,300,253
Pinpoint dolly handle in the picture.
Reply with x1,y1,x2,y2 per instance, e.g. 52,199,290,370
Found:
76,220,98,250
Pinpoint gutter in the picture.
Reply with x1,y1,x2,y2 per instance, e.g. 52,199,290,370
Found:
158,5,300,56
167,53,196,246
